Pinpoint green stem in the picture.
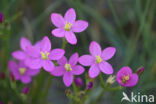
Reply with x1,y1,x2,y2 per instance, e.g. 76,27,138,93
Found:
42,75,53,103
99,73,105,87
62,38,67,49
72,82,78,95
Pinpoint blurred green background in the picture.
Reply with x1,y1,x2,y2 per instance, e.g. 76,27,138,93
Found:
0,0,156,104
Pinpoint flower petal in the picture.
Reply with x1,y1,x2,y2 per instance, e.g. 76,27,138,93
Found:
49,49,65,60
79,55,94,66
65,31,77,45
57,56,67,65
89,64,100,78
28,58,42,69
52,28,65,37
26,69,40,76
20,37,32,51
69,52,78,66
51,66,65,76
12,51,26,60
89,41,101,56
72,65,85,75
64,8,76,24
63,72,73,87
51,13,65,27
99,61,113,74
26,46,40,58
43,60,55,72
101,47,116,60
72,20,88,33
116,66,132,78
40,36,51,52
124,74,138,87
21,76,31,84
8,60,18,72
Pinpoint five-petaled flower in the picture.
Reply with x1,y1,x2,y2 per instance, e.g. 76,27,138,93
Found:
51,53,85,87
8,60,40,84
26,36,65,72
79,41,116,78
51,8,88,45
12,37,32,61
116,66,139,87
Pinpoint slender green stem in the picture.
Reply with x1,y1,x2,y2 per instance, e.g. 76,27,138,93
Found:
99,73,105,88
42,75,53,103
62,38,67,49
72,82,78,95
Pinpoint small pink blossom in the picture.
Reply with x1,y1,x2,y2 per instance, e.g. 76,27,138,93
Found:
79,41,116,78
26,36,65,72
8,60,40,84
12,37,32,61
116,66,138,87
51,8,88,45
51,53,85,87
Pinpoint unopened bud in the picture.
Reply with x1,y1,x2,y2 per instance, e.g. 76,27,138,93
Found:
0,72,5,79
87,81,93,90
65,89,71,96
74,77,83,87
10,73,15,82
136,67,145,75
22,86,29,95
0,12,4,24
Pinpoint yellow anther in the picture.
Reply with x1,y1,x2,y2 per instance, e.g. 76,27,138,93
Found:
19,68,26,75
64,64,72,71
122,74,130,84
64,21,72,31
41,51,50,60
96,56,103,64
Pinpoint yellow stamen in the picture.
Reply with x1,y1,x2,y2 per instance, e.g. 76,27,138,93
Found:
122,74,130,84
64,21,72,31
96,56,103,64
19,68,26,75
41,51,50,60
64,64,72,71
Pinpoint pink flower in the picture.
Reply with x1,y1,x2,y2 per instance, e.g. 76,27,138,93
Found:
51,8,88,45
8,60,40,84
51,53,85,87
12,37,32,61
116,66,139,87
79,41,116,78
26,36,65,72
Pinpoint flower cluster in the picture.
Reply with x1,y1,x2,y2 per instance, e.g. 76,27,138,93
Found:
8,8,141,88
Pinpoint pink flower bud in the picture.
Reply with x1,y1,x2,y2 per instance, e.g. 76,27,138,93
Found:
0,12,4,24
22,86,29,95
74,77,83,87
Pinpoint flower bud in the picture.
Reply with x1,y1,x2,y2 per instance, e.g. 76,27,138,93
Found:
10,73,15,82
136,67,145,75
65,89,71,96
22,86,29,95
87,81,93,90
0,72,5,79
74,77,83,87
0,12,4,24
